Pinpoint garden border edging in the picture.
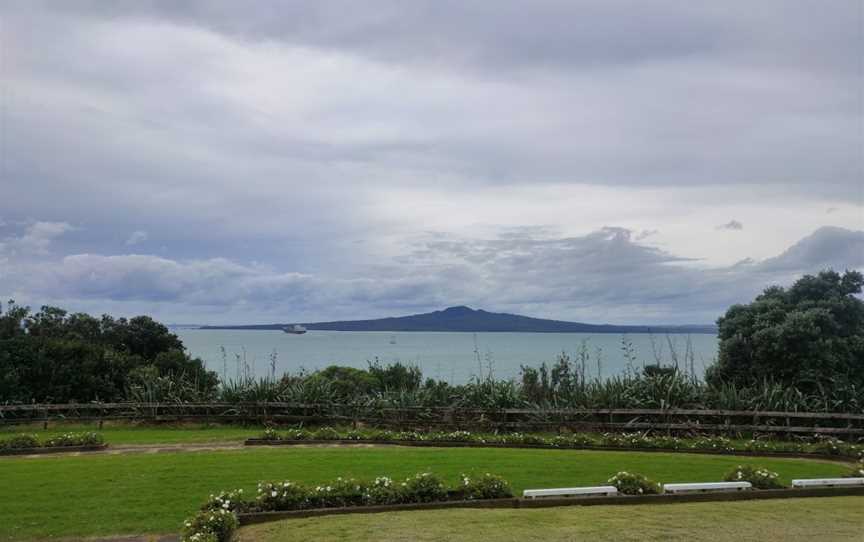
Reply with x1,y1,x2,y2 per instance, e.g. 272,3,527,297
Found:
0,444,108,456
236,486,864,526
243,438,858,463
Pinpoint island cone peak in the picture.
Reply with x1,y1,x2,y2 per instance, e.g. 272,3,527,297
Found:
200,307,716,334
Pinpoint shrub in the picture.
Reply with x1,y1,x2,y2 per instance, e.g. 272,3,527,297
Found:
607,472,661,495
312,426,341,440
364,476,401,504
458,473,513,500
810,437,862,459
201,489,247,513
549,435,574,448
689,435,734,452
260,428,280,441
844,461,864,478
400,472,447,502
308,477,367,508
0,434,40,449
394,430,424,441
502,432,546,445
283,428,311,441
723,465,784,489
44,432,104,447
181,509,238,542
441,430,475,442
257,481,308,511
369,429,396,441
569,433,599,447
650,435,683,450
344,429,364,441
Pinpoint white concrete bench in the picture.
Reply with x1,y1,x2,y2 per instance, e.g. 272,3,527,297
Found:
523,486,618,499
792,478,864,488
663,482,752,494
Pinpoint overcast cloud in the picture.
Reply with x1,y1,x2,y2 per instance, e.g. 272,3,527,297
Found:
0,1,862,324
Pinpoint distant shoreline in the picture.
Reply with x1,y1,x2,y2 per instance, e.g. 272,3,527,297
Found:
194,326,718,334
194,306,717,335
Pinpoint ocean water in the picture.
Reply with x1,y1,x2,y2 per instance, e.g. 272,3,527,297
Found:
176,329,719,384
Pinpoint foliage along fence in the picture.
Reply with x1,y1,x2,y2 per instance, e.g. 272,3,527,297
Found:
2,402,864,436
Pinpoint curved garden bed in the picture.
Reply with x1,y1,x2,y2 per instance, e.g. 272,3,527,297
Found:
0,432,106,456
245,427,863,462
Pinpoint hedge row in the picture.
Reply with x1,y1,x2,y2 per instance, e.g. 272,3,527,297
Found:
0,431,104,450
181,472,513,542
258,427,864,459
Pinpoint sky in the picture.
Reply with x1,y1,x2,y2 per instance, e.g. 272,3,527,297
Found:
0,1,862,325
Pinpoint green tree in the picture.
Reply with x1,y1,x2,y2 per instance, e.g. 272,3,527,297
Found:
0,303,217,403
707,270,864,389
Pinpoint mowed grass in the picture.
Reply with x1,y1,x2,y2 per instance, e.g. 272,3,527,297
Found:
237,496,864,542
0,422,259,445
0,446,852,540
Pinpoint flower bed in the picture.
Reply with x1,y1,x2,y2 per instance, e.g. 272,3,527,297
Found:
723,465,785,489
181,465,864,541
181,472,513,542
0,432,105,454
250,427,864,460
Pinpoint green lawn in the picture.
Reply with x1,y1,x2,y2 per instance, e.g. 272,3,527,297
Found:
237,496,864,541
0,422,259,445
0,446,852,540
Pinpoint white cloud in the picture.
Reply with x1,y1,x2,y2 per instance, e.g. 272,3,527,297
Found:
3,226,861,325
1,221,74,255
1,3,862,323
125,230,148,246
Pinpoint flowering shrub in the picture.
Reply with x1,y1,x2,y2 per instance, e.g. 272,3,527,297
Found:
201,489,247,513
364,476,401,504
607,471,661,495
283,428,310,440
501,432,546,445
689,436,734,452
257,481,309,511
843,461,864,478
811,437,844,456
549,435,573,447
0,434,40,449
457,473,513,500
394,430,425,441
312,426,341,440
44,432,104,447
259,427,863,459
400,472,447,502
441,430,475,442
308,477,366,508
260,428,280,441
650,436,683,450
811,437,862,459
181,509,238,542
723,465,784,489
369,429,396,441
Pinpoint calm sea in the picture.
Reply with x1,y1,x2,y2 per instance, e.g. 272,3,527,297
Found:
176,330,719,384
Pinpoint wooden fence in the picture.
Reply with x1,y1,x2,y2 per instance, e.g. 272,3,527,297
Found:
1,403,863,436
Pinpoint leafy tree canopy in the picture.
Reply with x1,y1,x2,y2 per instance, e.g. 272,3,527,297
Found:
0,302,216,403
707,270,864,389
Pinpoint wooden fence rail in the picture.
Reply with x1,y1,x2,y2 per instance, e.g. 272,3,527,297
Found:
1,403,863,436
